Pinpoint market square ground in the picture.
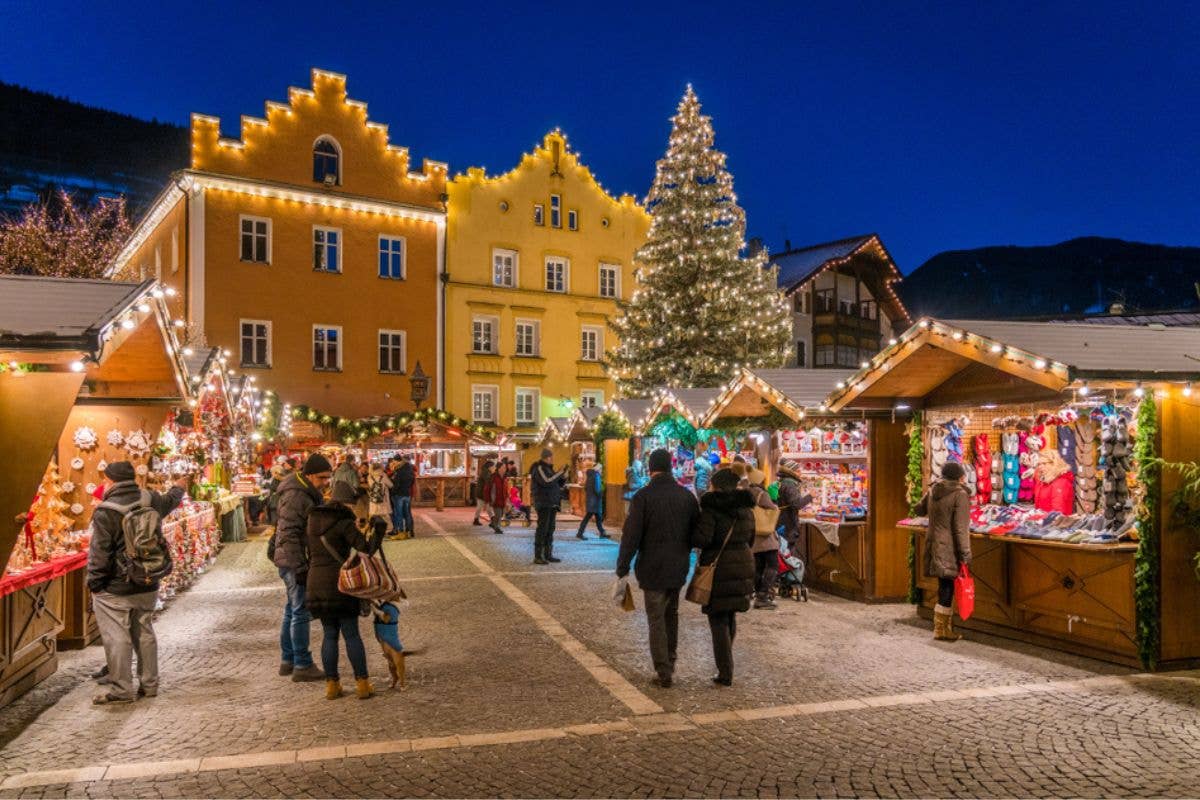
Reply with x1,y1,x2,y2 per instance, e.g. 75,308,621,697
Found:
0,509,1197,799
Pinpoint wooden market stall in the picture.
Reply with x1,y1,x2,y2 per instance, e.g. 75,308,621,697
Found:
364,415,498,509
0,276,193,704
826,317,1200,668
704,367,911,602
601,398,654,527
538,408,601,515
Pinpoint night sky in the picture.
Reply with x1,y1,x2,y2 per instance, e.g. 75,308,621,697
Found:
2,0,1198,271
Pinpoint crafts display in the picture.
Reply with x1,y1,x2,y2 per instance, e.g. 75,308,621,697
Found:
901,505,1130,545
778,423,868,457
7,463,86,575
158,500,221,601
793,461,868,520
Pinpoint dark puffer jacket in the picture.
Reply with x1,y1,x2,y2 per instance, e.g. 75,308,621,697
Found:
617,474,699,591
271,473,323,573
530,461,567,508
304,503,386,619
693,489,756,614
87,481,184,596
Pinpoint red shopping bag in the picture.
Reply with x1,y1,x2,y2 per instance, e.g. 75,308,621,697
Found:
954,564,975,621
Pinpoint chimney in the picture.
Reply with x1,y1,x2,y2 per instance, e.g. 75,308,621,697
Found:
747,237,764,257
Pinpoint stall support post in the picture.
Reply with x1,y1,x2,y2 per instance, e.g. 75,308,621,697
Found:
436,479,445,511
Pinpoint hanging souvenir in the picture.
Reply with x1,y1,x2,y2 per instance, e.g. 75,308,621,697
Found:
69,503,84,516
135,464,149,476
97,459,108,473
106,429,125,447
125,429,152,458
73,426,98,451
85,482,97,495
70,456,85,471
61,481,75,493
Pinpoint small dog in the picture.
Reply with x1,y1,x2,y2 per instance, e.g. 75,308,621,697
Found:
371,599,407,689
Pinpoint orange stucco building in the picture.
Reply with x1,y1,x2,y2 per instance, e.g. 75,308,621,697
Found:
109,69,447,418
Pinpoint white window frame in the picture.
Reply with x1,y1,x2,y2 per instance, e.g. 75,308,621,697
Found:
170,227,179,274
472,315,499,354
549,194,562,228
545,256,569,293
239,215,272,264
492,247,518,288
514,387,539,426
581,390,604,409
514,318,540,357
378,235,406,280
533,204,545,226
313,225,342,273
239,319,272,368
598,262,620,299
312,324,343,371
472,385,499,424
580,325,603,362
378,329,407,374
567,209,578,231
313,135,342,185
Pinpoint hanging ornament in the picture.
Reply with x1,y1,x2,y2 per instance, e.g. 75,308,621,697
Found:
106,429,126,447
69,503,84,516
70,456,85,471
135,464,148,476
97,459,108,473
60,481,75,493
85,482,97,495
125,429,152,458
73,426,99,451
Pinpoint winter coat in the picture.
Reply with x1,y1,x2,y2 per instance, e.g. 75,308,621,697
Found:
332,463,358,492
304,502,386,619
474,467,492,502
391,462,415,496
485,472,508,508
617,473,699,591
530,461,566,508
916,481,973,579
584,467,604,515
747,484,781,554
87,481,184,596
775,474,813,544
272,472,324,573
693,489,756,614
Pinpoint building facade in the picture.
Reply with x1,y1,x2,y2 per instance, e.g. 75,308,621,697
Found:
770,234,911,369
444,132,649,435
108,69,447,418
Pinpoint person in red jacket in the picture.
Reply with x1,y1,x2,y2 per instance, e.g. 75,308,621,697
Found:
1034,449,1075,515
484,461,509,534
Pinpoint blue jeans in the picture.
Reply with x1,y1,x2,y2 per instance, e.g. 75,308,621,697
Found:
278,567,314,668
391,495,413,533
320,616,369,680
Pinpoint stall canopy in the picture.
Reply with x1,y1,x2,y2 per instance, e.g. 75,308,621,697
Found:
826,318,1200,413
706,367,856,423
0,275,191,573
641,387,723,431
606,398,653,431
538,417,573,447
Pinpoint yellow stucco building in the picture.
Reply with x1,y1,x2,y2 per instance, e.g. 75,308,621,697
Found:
445,132,650,434
109,69,448,419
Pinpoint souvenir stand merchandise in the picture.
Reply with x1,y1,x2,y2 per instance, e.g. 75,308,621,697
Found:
705,368,911,602
828,318,1200,668
538,408,599,515
0,276,193,706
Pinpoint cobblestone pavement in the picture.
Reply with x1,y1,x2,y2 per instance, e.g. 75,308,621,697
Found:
0,508,1197,798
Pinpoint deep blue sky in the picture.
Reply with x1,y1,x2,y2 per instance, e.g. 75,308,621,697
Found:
3,1,1198,270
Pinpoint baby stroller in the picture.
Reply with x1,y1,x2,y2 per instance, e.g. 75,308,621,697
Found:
502,485,532,526
776,539,808,602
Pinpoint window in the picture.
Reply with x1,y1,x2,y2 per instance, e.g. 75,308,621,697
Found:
836,344,858,367
580,325,602,361
154,245,162,281
378,236,405,279
492,248,517,287
313,136,341,185
567,209,578,231
533,204,544,226
860,300,877,320
312,325,342,371
313,226,340,272
240,216,270,263
515,388,539,426
472,316,498,354
599,263,619,298
240,320,271,367
793,292,810,314
472,386,498,423
170,227,179,273
796,341,807,368
378,329,406,374
515,319,539,356
581,390,604,409
839,298,856,317
545,257,568,293
815,345,835,367
814,289,834,314
550,194,561,228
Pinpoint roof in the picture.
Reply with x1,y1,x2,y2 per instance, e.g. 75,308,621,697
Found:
662,387,722,419
745,368,858,410
578,406,603,424
771,235,876,290
0,276,151,347
944,319,1200,377
609,398,654,426
1049,311,1200,328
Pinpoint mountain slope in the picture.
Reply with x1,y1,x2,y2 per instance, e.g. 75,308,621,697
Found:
899,237,1200,319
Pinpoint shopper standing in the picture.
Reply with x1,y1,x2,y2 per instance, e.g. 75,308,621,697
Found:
616,448,699,688
775,459,813,549
473,460,495,526
271,454,332,682
390,455,416,538
332,455,358,495
745,468,781,609
529,449,567,564
87,462,188,704
693,467,756,686
485,461,509,534
366,463,393,530
305,481,386,700
576,459,609,540
915,461,973,641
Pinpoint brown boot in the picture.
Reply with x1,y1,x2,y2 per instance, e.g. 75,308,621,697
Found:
933,605,962,641
325,679,343,700
355,678,374,699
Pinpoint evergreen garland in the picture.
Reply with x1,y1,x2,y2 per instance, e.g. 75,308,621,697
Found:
591,410,632,455
290,404,496,445
1133,398,1160,669
906,411,925,604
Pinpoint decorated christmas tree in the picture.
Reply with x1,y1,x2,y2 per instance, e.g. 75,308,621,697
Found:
10,463,77,571
610,87,790,396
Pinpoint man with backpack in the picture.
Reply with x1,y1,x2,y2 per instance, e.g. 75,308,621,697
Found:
87,461,189,705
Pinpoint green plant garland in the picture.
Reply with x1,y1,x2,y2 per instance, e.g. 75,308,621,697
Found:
1133,398,1160,669
905,411,925,604
290,404,497,445
1151,459,1200,582
591,410,632,455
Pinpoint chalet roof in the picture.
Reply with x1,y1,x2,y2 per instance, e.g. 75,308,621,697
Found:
1050,311,1200,328
609,398,654,427
0,276,151,349
744,368,858,410
772,235,877,290
662,387,722,419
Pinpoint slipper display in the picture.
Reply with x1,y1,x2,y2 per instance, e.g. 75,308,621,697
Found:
1099,413,1134,531
929,427,948,481
1001,431,1021,505
974,434,992,505
1072,418,1100,514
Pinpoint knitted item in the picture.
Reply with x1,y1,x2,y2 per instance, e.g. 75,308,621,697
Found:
973,434,992,505
1101,416,1134,531
943,420,965,463
929,427,948,482
1072,419,1099,514
1001,432,1021,505
1017,431,1035,503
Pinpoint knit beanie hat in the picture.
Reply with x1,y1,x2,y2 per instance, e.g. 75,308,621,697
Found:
711,468,740,492
104,461,136,483
647,448,672,474
541,448,554,460
303,453,333,475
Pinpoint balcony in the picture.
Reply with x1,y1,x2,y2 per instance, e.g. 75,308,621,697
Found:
510,356,547,377
576,360,607,380
467,353,504,374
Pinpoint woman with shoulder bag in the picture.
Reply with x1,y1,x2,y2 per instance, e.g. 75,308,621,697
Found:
914,461,973,641
691,467,756,686
305,482,387,700
745,468,781,610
